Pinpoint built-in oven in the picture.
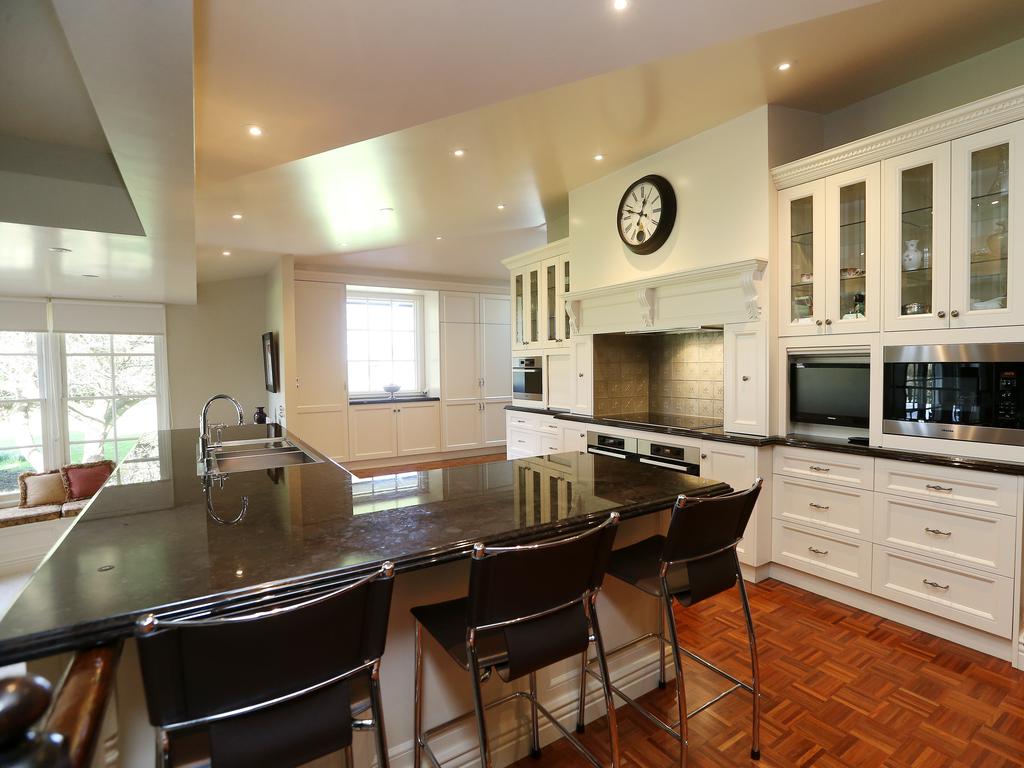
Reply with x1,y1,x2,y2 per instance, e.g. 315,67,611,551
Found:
512,356,544,402
883,343,1024,446
586,431,701,476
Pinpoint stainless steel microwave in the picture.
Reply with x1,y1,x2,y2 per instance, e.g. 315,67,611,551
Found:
883,343,1024,446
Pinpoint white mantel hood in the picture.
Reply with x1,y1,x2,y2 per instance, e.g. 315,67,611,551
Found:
564,259,767,335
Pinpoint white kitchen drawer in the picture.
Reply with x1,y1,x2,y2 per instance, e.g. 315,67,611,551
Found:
771,520,872,592
508,428,541,456
539,432,563,455
872,545,1013,638
773,446,874,490
506,411,542,430
773,476,873,540
873,494,1016,576
539,417,561,435
874,459,1018,515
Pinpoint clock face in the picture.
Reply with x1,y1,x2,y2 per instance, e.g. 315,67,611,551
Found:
616,174,676,255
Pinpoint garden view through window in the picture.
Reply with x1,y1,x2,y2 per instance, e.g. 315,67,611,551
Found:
347,294,424,396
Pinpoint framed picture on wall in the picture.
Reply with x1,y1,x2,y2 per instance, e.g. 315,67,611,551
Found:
262,332,279,393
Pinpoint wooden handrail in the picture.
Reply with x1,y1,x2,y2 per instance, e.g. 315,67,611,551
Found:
45,643,122,768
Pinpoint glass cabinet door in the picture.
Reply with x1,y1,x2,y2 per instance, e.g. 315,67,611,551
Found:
528,266,540,345
825,164,879,333
544,260,558,343
562,259,571,342
778,179,824,336
883,144,950,331
513,272,525,347
951,122,1023,327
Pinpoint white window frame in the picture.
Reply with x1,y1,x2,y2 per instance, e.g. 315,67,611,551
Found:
346,291,427,398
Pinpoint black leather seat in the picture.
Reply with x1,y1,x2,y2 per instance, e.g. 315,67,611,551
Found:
412,513,623,768
134,562,395,768
604,535,690,598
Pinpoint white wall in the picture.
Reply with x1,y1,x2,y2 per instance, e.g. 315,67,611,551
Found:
569,107,771,292
265,256,296,427
165,275,269,429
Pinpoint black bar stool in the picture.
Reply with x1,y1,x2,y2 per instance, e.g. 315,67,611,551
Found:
577,479,764,766
134,561,396,768
412,512,622,768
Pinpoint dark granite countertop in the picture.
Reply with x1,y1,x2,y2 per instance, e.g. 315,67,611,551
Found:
349,395,440,406
522,410,1024,475
505,404,572,416
0,426,728,665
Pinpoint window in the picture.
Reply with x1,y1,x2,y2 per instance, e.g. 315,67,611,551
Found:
346,294,424,396
0,333,47,495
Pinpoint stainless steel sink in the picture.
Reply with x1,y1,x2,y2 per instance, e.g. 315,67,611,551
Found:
197,438,323,476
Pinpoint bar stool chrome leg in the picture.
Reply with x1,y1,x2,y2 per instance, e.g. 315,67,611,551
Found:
657,597,667,689
736,573,761,761
529,671,541,757
588,596,621,768
370,662,391,768
575,649,588,734
467,633,494,768
660,586,688,768
414,621,424,767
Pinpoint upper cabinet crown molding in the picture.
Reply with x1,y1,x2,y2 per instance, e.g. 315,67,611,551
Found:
500,237,570,271
772,85,1024,190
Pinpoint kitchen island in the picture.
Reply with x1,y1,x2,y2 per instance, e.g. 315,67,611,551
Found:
0,425,729,766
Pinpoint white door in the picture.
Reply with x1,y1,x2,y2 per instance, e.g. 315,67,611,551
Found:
700,442,761,566
571,336,593,415
482,402,507,447
441,322,481,402
480,294,510,326
481,323,512,401
396,401,441,456
882,144,951,331
540,257,560,346
824,163,880,334
440,292,479,323
444,402,482,450
950,121,1024,328
724,322,766,436
778,179,826,336
561,425,587,453
546,351,573,410
293,281,349,459
349,404,397,460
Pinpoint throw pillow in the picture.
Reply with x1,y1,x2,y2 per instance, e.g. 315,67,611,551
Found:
18,470,68,509
60,460,115,501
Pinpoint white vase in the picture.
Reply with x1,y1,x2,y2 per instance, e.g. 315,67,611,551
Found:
902,240,923,271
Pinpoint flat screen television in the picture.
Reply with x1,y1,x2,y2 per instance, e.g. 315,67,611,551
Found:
789,358,869,428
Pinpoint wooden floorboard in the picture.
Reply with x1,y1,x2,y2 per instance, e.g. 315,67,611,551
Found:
511,579,1024,768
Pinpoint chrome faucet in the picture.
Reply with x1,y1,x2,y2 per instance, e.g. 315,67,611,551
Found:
199,394,245,452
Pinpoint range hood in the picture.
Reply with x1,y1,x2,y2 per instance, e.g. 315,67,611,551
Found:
564,259,767,336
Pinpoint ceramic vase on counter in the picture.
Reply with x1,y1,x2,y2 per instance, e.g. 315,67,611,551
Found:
902,240,923,271
253,406,268,424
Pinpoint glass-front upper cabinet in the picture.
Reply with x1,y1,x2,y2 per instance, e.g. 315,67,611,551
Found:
511,264,543,350
778,179,825,336
883,144,951,331
824,164,880,334
950,122,1024,328
543,258,558,344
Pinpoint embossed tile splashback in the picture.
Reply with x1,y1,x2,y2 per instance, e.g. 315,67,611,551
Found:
593,331,724,419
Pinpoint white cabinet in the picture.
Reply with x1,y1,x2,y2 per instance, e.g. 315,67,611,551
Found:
561,425,587,453
723,322,766,436
571,335,593,415
510,265,542,351
440,291,480,323
482,402,508,446
293,280,349,460
444,402,483,450
778,166,880,336
481,322,512,401
350,401,441,460
441,322,481,402
545,350,573,410
700,441,770,566
506,239,571,351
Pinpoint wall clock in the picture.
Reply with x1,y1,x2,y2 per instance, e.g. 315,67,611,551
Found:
616,174,676,255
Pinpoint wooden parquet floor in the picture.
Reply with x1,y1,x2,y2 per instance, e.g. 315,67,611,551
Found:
514,578,1024,768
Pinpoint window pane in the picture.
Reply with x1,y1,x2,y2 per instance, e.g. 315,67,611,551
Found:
114,356,156,396
67,398,114,445
69,441,115,464
347,329,368,362
393,302,415,331
67,356,113,397
368,330,391,361
348,362,369,395
65,334,111,354
347,299,367,330
369,362,393,391
392,362,415,390
113,335,155,354
115,397,157,438
0,402,42,448
367,300,390,328
0,448,43,494
0,355,40,399
0,332,36,354
393,331,414,361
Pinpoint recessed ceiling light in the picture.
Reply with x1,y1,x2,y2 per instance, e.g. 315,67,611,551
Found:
235,569,244,577
593,154,604,161
435,236,443,240
222,250,232,256
48,246,72,254
497,203,505,210
247,125,263,137
613,0,628,10
776,62,792,71
82,274,100,278
452,148,465,157
231,213,243,220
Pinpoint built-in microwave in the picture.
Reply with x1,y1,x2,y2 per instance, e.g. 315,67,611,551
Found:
883,343,1024,446
512,356,544,402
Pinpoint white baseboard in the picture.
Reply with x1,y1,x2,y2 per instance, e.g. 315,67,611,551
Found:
375,644,666,768
767,563,1015,661
1017,635,1024,671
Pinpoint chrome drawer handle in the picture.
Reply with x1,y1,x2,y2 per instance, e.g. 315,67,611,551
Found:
807,547,829,555
809,465,830,472
808,502,830,510
925,484,953,492
922,579,949,590
924,527,952,537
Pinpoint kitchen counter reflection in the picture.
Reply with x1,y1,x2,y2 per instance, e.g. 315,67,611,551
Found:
0,426,728,664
